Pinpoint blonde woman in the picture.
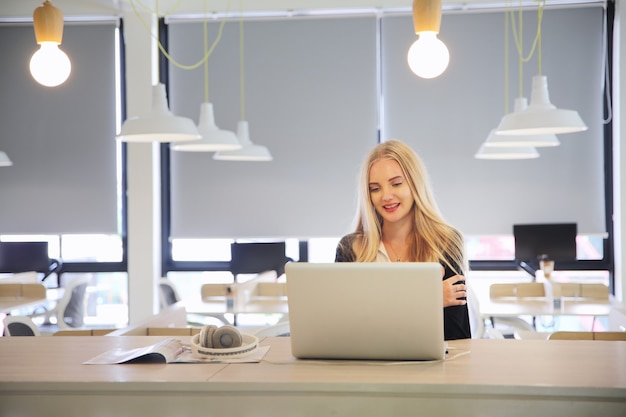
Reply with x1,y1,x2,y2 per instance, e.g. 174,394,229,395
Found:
335,140,471,340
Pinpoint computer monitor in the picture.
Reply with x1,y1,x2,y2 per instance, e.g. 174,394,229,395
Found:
0,241,61,284
0,241,51,273
513,223,577,263
230,242,290,278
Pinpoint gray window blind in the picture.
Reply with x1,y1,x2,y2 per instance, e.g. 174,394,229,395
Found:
0,23,118,235
381,6,605,236
168,17,378,238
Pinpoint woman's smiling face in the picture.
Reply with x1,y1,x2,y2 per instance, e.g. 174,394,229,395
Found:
368,158,415,226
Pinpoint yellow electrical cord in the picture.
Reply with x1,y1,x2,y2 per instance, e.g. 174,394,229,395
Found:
238,0,245,121
506,0,545,98
129,0,233,72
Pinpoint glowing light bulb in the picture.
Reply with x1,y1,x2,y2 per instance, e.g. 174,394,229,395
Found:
407,32,449,79
29,42,71,87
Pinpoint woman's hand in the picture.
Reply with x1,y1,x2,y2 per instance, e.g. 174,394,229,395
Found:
443,275,467,307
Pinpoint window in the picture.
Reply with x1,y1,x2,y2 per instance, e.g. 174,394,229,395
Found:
167,16,378,239
0,22,120,237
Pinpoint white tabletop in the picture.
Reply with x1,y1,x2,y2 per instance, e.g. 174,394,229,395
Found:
480,297,612,317
0,335,624,417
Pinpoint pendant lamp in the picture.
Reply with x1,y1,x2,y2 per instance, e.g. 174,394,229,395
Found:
116,83,201,143
407,0,449,79
495,75,587,135
213,121,272,161
30,1,71,87
171,103,241,151
485,98,560,147
496,1,586,136
171,2,239,153
214,1,272,161
474,144,539,160
0,151,13,167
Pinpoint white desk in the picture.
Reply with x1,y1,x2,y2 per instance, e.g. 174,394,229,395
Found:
0,336,625,416
513,330,552,339
184,277,289,325
0,283,48,314
480,297,612,318
184,297,289,325
0,272,38,284
185,297,288,315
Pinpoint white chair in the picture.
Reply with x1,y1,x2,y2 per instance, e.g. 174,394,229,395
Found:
467,284,534,339
467,284,503,339
159,278,181,309
160,278,219,326
32,275,90,329
3,315,41,336
254,320,290,337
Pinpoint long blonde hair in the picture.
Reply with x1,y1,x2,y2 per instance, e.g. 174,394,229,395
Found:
348,140,467,274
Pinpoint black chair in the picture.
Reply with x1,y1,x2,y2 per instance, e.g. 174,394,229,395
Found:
230,242,292,278
0,242,62,287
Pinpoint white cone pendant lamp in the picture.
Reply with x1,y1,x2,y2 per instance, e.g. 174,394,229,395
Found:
171,103,241,152
474,143,539,160
0,151,13,167
495,75,587,136
485,98,560,147
215,8,273,162
213,121,273,161
117,84,201,143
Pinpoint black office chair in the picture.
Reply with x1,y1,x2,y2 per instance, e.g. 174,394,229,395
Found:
0,242,62,287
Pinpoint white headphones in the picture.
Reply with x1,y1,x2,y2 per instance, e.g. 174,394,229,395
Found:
191,324,259,357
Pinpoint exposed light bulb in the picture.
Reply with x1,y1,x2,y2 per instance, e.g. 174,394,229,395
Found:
407,32,449,79
30,42,71,87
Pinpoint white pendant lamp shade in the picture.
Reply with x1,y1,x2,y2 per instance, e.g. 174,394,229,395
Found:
485,98,560,148
0,151,13,167
407,0,449,79
30,1,71,87
495,75,587,136
474,144,539,160
117,84,201,143
171,103,241,152
213,121,273,161
484,129,559,148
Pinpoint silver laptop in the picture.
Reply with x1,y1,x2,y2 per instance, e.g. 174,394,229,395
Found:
285,262,445,361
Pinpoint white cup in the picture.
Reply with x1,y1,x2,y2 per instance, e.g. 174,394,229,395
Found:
540,260,554,278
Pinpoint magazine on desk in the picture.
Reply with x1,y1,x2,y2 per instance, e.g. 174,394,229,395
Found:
83,338,269,364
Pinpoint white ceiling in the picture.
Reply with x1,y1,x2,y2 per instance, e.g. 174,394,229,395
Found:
0,0,596,19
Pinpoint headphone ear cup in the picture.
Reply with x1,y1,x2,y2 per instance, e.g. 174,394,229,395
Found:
212,325,243,349
199,325,218,348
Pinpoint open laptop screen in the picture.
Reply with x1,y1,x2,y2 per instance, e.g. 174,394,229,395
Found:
285,262,445,361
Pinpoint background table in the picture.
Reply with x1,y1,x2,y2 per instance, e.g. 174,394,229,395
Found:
480,297,612,318
0,282,47,314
